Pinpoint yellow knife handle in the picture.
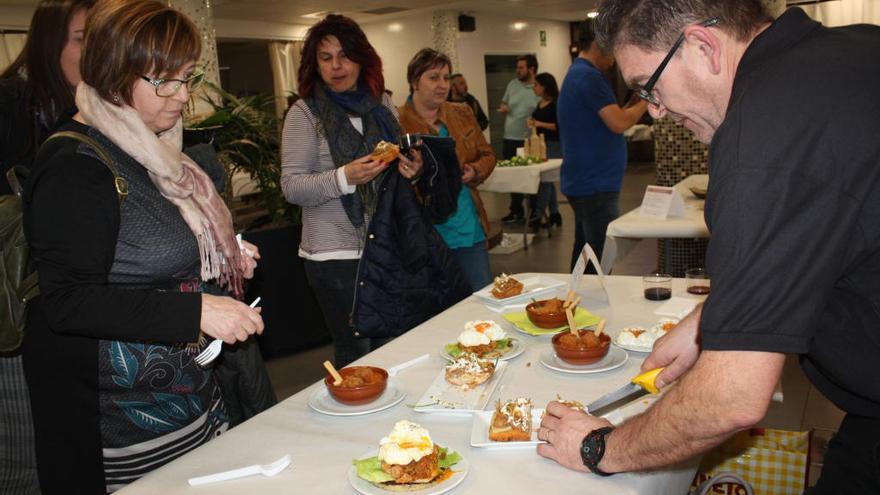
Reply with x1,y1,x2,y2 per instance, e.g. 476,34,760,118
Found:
631,368,664,394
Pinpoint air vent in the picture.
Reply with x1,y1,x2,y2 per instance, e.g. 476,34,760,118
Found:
360,6,409,15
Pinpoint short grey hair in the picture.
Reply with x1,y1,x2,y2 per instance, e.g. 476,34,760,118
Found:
595,0,772,54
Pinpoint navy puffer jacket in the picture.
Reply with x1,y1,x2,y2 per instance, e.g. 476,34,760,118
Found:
352,145,471,339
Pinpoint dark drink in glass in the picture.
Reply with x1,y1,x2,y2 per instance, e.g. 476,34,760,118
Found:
685,268,710,296
687,285,710,295
644,287,672,300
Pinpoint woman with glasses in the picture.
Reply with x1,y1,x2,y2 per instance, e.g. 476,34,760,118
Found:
22,0,261,491
282,16,471,367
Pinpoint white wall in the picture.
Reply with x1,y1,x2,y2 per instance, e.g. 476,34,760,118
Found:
361,13,434,107
798,0,880,26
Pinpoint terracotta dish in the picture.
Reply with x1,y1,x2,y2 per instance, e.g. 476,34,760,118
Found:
324,366,388,405
552,330,611,365
526,298,574,329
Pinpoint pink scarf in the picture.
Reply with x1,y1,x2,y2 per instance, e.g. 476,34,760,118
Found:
76,83,243,297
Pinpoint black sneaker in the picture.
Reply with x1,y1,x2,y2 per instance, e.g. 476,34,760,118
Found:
502,213,524,224
549,213,562,227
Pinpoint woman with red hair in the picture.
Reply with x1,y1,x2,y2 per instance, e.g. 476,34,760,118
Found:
282,15,470,367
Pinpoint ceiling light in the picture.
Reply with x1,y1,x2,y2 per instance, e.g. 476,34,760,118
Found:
302,11,330,19
587,11,599,19
387,23,403,32
512,22,527,31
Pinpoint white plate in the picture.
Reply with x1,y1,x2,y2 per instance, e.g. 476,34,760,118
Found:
348,448,469,495
470,408,546,448
441,338,525,362
538,346,628,374
413,361,508,413
613,340,653,354
473,276,566,307
307,382,406,416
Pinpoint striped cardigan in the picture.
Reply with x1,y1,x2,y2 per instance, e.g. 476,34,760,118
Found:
280,94,399,258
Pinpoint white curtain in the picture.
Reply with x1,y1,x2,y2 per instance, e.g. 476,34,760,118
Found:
267,40,302,118
0,32,27,73
800,0,880,27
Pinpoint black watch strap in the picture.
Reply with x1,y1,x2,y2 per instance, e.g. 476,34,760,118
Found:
580,426,614,476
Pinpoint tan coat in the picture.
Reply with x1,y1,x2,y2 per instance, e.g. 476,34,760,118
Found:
397,101,496,235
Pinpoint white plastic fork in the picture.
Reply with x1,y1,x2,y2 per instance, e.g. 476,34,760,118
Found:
387,353,430,376
187,453,291,486
195,297,261,367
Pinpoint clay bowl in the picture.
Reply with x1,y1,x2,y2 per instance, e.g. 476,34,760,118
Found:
526,299,575,329
324,366,388,405
552,330,611,365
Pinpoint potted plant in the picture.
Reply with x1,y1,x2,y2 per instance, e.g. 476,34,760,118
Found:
189,85,329,358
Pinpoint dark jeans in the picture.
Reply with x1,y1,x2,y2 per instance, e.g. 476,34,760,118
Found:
450,241,493,292
304,259,388,368
503,139,527,217
566,192,620,272
531,182,559,221
811,415,880,495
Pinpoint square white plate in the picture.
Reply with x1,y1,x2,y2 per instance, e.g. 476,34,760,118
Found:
473,276,566,308
413,361,508,413
470,408,546,448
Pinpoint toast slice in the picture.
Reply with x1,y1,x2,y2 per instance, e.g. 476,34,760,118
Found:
489,398,532,442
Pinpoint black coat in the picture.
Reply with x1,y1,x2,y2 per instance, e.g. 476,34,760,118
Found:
352,142,471,339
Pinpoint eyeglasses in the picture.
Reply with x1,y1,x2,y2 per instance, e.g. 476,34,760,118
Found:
139,70,205,97
637,18,719,106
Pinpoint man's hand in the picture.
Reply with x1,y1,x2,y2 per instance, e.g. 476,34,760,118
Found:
238,239,260,279
498,102,510,114
344,154,389,185
536,401,613,472
642,304,703,388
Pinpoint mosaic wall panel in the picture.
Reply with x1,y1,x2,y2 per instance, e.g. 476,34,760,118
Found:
652,117,709,276
167,0,220,117
432,11,460,72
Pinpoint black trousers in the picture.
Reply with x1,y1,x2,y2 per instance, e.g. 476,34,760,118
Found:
303,259,387,368
811,414,880,494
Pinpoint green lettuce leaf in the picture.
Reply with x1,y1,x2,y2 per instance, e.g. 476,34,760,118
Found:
353,456,395,483
444,343,462,358
495,338,511,350
438,447,462,469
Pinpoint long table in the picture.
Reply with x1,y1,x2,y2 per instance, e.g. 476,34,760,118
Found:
119,274,700,494
602,175,710,273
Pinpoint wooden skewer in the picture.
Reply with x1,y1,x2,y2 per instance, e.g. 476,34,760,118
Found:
323,360,343,386
562,290,576,309
570,296,582,310
565,306,578,336
593,319,607,337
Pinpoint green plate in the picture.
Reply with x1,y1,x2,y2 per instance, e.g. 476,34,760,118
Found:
502,307,601,336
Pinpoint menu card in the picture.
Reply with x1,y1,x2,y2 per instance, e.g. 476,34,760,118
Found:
570,243,610,302
639,185,685,220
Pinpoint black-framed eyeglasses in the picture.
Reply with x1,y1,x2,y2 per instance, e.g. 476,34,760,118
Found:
638,18,720,106
139,70,205,97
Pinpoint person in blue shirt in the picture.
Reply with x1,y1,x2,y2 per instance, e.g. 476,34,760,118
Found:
557,22,646,270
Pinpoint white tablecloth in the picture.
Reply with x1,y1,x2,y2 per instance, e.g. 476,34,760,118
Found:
478,158,562,194
602,175,710,273
119,274,699,495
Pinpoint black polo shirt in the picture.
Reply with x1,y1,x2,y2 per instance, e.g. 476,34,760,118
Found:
701,8,880,418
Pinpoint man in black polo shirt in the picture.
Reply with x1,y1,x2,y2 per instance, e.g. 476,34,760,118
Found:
535,1,880,492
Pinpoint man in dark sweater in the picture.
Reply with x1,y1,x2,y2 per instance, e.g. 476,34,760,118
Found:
536,2,880,493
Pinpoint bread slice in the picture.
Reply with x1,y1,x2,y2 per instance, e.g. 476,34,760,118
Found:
489,398,532,442
491,274,523,299
444,353,495,388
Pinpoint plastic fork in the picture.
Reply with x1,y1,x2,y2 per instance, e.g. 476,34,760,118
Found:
195,297,261,367
187,453,291,486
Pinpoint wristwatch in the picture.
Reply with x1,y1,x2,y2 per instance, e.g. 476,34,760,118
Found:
580,426,614,476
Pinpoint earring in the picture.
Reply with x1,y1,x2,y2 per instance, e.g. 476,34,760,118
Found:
112,94,120,104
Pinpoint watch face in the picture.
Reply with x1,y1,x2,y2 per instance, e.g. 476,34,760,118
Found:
581,427,613,474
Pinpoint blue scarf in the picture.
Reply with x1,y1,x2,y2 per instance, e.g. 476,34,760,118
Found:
305,84,401,228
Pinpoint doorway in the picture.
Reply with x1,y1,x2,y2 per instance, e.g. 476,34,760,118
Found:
484,54,526,158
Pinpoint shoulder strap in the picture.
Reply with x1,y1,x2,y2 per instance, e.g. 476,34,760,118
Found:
44,130,129,203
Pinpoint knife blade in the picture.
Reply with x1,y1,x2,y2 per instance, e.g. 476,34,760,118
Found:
586,368,664,416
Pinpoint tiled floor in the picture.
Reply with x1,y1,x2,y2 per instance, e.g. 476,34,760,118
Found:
263,163,844,486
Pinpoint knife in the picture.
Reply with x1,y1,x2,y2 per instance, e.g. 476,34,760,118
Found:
586,368,664,415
